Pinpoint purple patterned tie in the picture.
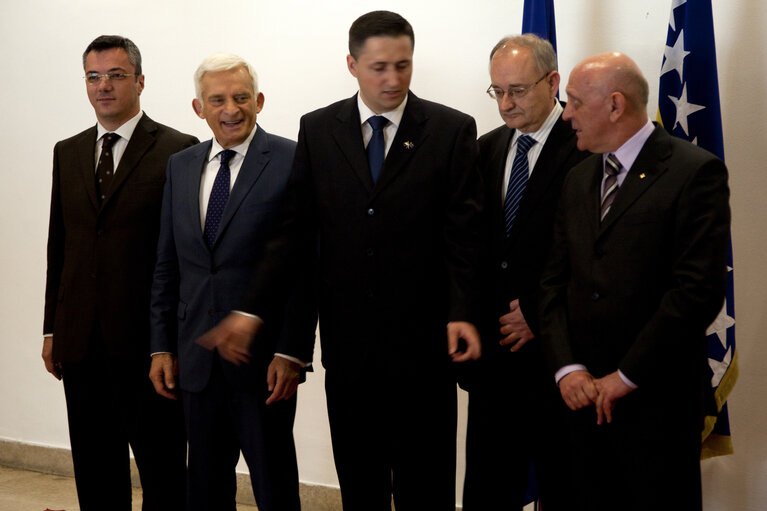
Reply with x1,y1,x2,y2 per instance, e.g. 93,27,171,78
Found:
601,154,621,221
204,149,235,248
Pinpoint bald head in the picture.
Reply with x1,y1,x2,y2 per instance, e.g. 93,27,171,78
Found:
562,52,649,152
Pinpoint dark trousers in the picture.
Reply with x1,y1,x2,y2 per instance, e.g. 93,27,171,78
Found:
62,345,187,511
182,360,300,511
463,354,572,511
325,366,458,511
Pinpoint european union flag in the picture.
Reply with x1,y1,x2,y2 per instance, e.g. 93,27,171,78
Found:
657,0,737,458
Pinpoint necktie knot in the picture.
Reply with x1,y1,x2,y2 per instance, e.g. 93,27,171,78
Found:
516,134,536,154
102,133,118,150
367,115,388,132
605,153,621,176
219,149,235,167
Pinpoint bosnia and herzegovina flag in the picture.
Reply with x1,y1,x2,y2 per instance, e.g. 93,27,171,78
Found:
657,0,737,458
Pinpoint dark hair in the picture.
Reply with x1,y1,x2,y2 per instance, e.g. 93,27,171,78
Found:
82,35,142,76
348,11,414,58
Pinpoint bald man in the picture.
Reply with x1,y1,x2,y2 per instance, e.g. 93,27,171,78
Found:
538,53,730,510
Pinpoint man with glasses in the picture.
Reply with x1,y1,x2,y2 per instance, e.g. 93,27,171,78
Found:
43,35,197,510
461,34,587,510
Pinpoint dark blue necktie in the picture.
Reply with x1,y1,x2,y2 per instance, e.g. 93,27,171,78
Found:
204,149,235,248
96,132,118,204
503,134,536,235
366,115,388,183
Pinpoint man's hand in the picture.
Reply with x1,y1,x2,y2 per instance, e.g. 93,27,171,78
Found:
149,353,179,400
196,313,263,366
558,370,598,410
42,336,62,380
447,321,481,362
265,357,301,405
498,299,534,352
594,371,635,425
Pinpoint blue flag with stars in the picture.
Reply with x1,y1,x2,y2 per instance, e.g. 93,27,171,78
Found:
521,0,557,506
657,0,737,458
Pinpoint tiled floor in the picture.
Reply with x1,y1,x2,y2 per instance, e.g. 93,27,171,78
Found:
0,465,259,511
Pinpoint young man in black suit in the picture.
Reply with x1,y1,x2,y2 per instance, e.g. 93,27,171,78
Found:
198,10,484,511
539,52,730,510
43,35,197,511
462,34,588,511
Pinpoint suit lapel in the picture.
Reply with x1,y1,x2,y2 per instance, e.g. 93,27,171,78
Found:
598,127,670,235
214,127,271,246
332,96,374,193
183,141,211,249
103,113,156,208
76,127,99,210
373,93,429,196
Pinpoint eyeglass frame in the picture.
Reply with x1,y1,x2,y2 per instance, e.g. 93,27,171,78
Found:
84,72,137,84
486,72,551,101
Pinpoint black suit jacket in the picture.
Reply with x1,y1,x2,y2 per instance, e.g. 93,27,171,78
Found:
44,113,198,364
479,107,587,360
539,125,730,411
242,93,483,380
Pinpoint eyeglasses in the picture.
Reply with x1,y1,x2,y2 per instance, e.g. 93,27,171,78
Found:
84,72,136,84
486,72,550,101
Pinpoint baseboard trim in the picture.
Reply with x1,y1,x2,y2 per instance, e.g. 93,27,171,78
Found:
0,438,341,510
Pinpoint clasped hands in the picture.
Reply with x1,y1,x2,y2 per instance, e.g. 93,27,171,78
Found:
558,370,634,425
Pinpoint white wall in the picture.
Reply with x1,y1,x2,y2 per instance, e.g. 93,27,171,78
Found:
1,0,765,508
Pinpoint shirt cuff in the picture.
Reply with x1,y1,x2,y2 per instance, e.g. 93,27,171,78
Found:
275,353,311,368
617,369,638,389
555,364,588,384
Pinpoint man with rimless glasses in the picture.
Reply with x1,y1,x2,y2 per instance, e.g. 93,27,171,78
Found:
42,35,197,510
461,34,588,510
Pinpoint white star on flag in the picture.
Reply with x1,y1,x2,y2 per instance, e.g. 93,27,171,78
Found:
668,83,706,136
669,0,687,31
705,301,735,350
660,29,690,82
709,347,732,388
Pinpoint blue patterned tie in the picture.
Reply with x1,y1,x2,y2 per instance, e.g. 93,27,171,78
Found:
366,115,388,183
204,149,235,248
503,134,536,235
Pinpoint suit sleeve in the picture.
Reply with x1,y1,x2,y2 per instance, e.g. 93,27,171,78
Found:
618,157,730,385
149,158,181,354
444,115,484,323
43,143,64,335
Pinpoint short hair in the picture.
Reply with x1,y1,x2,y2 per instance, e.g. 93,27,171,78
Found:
193,53,259,103
489,34,558,75
616,64,649,111
349,10,414,59
82,35,142,76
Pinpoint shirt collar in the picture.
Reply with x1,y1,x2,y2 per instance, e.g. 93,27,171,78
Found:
511,99,563,147
608,119,655,172
96,110,143,142
357,92,408,129
208,124,258,162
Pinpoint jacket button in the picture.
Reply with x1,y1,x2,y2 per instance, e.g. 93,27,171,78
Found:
591,292,600,301
500,261,508,269
367,208,375,216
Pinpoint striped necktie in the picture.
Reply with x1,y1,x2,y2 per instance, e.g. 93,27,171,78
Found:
503,134,536,235
601,153,621,221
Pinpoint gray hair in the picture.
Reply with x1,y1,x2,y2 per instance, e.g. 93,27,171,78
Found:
194,53,259,103
489,34,557,75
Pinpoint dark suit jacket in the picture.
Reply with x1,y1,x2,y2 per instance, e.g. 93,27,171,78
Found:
150,126,315,393
241,93,483,381
44,113,198,364
539,125,730,413
479,106,588,365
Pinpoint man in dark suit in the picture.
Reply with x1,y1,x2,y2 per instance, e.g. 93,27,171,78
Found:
42,35,197,511
538,52,730,511
149,54,313,511
197,11,483,511
462,34,588,511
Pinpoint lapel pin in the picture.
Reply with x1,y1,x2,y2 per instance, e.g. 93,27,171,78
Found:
639,173,646,179
404,141,414,149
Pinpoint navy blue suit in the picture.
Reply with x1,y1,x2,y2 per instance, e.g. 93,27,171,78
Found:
150,126,315,511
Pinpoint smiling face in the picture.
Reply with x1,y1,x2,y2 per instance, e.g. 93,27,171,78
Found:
347,35,413,114
193,66,263,149
490,46,558,133
84,48,144,130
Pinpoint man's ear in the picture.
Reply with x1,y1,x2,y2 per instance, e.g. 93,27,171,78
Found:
608,92,627,122
192,98,204,119
347,54,359,78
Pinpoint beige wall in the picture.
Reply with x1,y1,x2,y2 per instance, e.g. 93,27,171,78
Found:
1,1,764,508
